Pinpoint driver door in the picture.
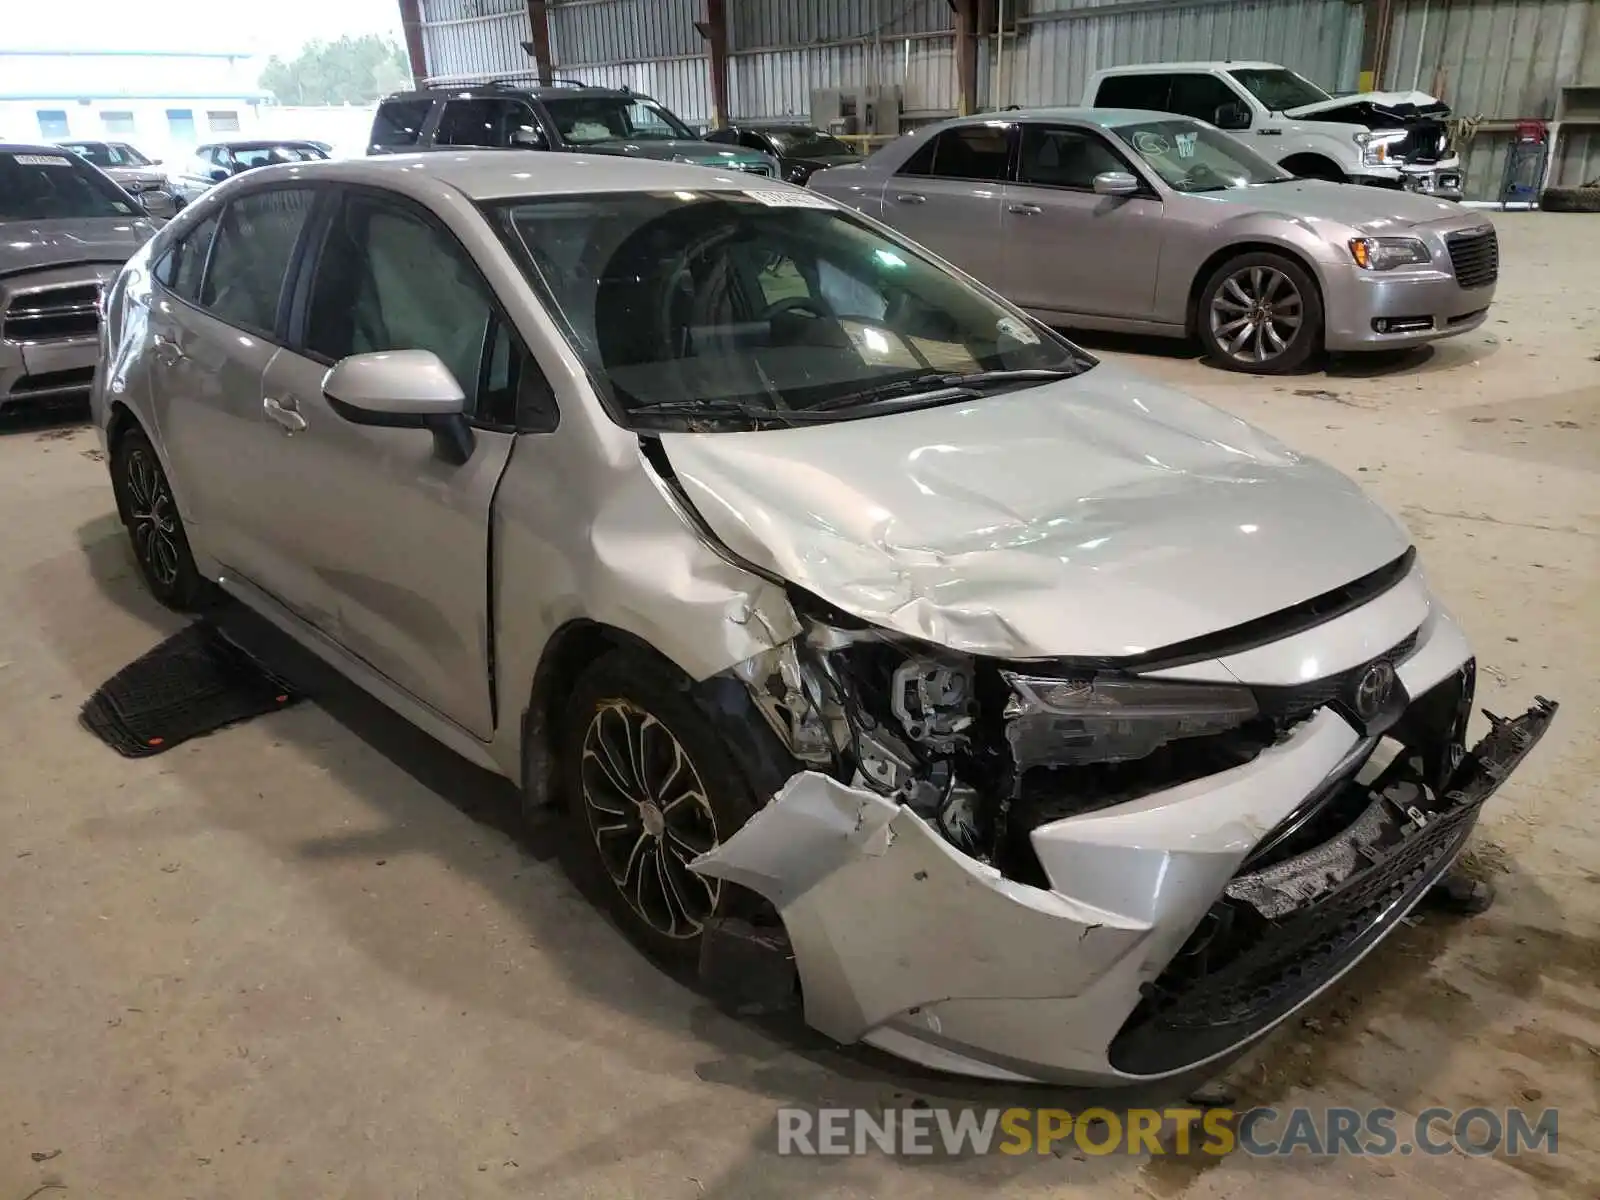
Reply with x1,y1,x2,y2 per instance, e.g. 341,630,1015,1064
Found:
1000,124,1164,320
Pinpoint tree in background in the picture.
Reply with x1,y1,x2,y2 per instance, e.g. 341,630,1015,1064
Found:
260,35,411,106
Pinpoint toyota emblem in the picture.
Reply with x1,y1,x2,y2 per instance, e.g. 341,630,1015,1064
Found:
1353,661,1397,720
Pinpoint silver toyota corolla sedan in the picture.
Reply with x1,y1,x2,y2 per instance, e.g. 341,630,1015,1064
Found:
808,109,1498,373
92,152,1552,1085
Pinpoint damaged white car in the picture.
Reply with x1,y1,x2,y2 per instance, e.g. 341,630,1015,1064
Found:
94,153,1554,1086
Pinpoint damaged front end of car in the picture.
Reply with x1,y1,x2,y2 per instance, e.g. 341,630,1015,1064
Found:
686,580,1558,1084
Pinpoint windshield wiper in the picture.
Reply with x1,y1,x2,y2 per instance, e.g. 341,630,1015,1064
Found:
627,399,854,425
808,367,1078,413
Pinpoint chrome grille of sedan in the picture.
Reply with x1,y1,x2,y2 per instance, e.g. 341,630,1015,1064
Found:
2,282,101,343
1445,228,1498,290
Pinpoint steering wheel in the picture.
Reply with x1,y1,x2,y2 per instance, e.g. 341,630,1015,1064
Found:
761,295,830,321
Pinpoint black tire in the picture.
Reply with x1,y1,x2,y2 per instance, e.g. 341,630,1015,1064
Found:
1540,186,1600,213
111,428,214,610
1281,156,1346,183
557,649,763,964
1196,251,1324,374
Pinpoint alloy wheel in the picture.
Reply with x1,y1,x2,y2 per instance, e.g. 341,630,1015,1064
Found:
124,447,180,588
579,699,720,940
1209,266,1304,365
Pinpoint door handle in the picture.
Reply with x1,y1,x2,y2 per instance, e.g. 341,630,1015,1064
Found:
153,332,186,364
1008,202,1042,215
893,192,926,204
262,395,307,434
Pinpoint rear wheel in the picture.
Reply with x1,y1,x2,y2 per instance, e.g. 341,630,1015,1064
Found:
111,428,213,610
557,650,763,964
1197,251,1324,374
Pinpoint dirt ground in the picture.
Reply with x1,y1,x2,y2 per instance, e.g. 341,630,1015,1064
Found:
1,213,1595,1200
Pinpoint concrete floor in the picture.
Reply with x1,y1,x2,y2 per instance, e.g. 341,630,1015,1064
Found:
1,214,1595,1200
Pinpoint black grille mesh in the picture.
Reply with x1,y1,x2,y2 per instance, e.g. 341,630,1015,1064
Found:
1446,229,1498,290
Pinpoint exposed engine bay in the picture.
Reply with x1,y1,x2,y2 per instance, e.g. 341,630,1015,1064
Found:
1289,91,1455,166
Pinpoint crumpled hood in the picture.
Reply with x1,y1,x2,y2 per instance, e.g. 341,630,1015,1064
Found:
1284,89,1447,119
1189,179,1467,231
658,364,1411,659
0,217,156,278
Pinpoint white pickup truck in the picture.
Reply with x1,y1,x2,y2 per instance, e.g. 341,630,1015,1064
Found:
1084,61,1463,200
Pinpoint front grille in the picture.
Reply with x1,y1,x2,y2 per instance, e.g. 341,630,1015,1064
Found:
1252,629,1419,725
1446,228,1498,289
3,283,101,343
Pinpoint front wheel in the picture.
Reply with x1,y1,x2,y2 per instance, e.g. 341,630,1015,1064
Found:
111,428,213,610
557,650,762,963
1197,252,1324,374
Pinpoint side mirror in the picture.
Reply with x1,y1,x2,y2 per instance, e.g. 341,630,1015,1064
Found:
135,191,159,212
509,126,547,150
323,350,476,464
1092,171,1140,196
209,168,229,182
1213,103,1251,130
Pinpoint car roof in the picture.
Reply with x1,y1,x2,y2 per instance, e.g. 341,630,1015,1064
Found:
58,139,107,147
2,142,90,156
212,139,322,150
1094,61,1280,73
238,150,791,201
934,107,1196,130
387,84,640,103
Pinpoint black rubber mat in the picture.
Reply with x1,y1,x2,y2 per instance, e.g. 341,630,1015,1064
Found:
80,622,299,757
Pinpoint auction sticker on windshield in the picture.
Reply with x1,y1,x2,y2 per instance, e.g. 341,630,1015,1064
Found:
10,155,74,166
743,188,836,209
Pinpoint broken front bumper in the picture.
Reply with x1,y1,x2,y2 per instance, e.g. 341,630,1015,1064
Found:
693,626,1555,1085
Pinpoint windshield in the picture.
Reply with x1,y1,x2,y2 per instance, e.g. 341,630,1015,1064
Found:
229,144,327,169
1229,68,1331,112
0,151,140,221
1115,119,1290,191
543,96,694,144
767,130,855,158
62,142,152,168
490,190,1091,430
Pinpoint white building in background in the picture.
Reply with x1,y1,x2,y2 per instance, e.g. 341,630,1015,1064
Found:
0,49,270,162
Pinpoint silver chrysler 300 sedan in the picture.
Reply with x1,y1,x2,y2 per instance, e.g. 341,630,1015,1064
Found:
92,152,1552,1085
807,110,1498,373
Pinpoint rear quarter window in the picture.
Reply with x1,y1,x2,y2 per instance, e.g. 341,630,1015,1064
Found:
371,99,434,150
1095,74,1173,111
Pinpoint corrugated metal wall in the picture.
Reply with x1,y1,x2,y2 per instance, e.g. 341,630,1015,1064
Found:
731,40,959,119
1383,0,1597,197
419,0,533,81
1007,0,1364,108
551,0,705,63
731,0,953,50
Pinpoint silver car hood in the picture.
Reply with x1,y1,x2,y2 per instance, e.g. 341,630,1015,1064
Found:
658,364,1411,659
1186,179,1468,232
0,217,157,277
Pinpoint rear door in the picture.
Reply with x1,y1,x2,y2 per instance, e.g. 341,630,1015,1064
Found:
148,185,322,611
432,97,539,149
258,185,532,736
1001,123,1164,319
881,124,1012,286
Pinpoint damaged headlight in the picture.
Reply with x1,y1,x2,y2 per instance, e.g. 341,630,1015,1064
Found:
1001,672,1259,767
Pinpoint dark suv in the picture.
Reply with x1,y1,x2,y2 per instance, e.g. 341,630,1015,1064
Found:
368,81,778,176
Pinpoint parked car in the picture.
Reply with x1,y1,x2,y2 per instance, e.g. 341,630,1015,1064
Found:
171,140,330,205
368,81,778,175
808,109,1496,372
1085,61,1463,199
703,123,857,184
1,144,158,409
56,140,180,220
93,151,1552,1086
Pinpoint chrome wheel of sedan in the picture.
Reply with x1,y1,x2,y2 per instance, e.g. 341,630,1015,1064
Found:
579,699,720,940
124,444,180,588
1209,265,1303,365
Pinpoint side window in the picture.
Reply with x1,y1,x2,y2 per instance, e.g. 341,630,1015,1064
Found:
739,131,770,153
1017,126,1134,190
371,99,434,149
703,127,737,145
899,126,1011,182
167,213,220,302
199,188,314,333
434,99,523,147
304,192,553,428
1169,74,1245,123
1094,74,1173,111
